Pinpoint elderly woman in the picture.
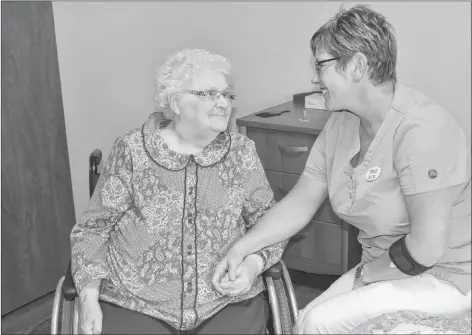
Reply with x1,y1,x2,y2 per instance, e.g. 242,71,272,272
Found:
71,48,285,334
213,5,471,334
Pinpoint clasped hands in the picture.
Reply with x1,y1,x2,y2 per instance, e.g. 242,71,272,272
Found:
212,252,264,296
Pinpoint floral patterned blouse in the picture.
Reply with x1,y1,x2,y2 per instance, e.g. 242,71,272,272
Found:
70,113,286,331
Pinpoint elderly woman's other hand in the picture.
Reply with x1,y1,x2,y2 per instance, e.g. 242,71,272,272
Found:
78,279,103,334
213,254,263,297
78,296,102,334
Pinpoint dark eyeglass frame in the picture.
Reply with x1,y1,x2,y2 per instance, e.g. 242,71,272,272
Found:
315,57,340,76
181,89,236,102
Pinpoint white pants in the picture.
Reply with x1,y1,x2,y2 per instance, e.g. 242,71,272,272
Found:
294,265,471,334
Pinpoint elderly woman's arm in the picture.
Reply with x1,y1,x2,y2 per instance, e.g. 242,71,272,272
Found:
71,136,133,296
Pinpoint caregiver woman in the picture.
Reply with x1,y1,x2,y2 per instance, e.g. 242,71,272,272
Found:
212,4,471,334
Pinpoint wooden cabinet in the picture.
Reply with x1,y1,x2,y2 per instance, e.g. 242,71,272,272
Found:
236,99,362,275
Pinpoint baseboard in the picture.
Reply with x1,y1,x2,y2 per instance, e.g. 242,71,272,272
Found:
1,291,54,334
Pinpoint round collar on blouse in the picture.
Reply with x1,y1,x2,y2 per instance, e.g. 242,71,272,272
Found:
141,112,231,171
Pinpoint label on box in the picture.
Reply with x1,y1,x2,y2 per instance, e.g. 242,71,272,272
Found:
305,93,326,110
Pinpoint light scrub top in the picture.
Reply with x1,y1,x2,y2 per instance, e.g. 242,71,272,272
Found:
303,83,471,295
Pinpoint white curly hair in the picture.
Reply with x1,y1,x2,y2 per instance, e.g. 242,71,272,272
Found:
154,48,232,119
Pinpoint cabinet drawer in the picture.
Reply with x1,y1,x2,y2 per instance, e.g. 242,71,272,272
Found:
265,170,339,224
247,127,317,175
284,219,342,268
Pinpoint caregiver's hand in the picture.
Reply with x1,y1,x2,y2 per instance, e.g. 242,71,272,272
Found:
212,254,263,296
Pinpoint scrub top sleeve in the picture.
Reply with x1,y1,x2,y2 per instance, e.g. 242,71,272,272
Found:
302,114,338,182
393,105,471,196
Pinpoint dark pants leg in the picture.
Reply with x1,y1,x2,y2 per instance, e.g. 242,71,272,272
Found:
192,293,269,334
100,301,177,335
100,292,269,335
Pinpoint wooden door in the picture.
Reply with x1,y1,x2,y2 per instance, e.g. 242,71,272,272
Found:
1,1,75,314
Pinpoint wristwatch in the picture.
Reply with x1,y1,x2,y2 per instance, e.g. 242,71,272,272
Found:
253,250,267,269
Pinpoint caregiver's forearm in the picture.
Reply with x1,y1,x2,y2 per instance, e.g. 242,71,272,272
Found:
364,252,411,283
405,233,447,267
364,232,446,284
232,176,328,257
232,200,311,257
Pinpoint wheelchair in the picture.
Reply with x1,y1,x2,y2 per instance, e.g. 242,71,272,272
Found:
51,149,300,334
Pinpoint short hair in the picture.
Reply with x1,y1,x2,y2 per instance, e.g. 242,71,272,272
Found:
154,49,232,118
310,4,397,86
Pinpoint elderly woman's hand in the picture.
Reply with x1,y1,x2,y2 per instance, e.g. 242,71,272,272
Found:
78,295,102,334
213,254,263,297
78,280,103,334
212,248,245,290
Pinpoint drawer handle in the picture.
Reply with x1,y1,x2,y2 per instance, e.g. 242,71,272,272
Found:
291,232,309,242
278,145,308,153
277,185,291,196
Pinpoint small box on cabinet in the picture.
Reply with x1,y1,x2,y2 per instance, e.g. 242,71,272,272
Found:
305,92,326,110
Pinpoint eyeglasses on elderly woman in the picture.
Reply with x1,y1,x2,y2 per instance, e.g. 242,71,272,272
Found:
181,89,236,102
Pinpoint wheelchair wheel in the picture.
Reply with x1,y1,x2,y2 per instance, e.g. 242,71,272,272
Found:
61,299,75,334
273,278,295,334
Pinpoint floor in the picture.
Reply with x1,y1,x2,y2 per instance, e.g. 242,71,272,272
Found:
2,270,339,334
289,269,339,310
1,291,56,335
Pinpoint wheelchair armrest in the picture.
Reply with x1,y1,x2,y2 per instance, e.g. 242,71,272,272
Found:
89,149,102,175
263,261,283,279
62,260,78,301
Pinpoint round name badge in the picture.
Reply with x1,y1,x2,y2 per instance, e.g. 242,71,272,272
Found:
365,166,381,182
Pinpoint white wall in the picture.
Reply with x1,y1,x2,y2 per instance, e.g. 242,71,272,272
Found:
53,2,471,220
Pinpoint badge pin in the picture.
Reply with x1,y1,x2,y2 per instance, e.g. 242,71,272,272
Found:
365,166,381,182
